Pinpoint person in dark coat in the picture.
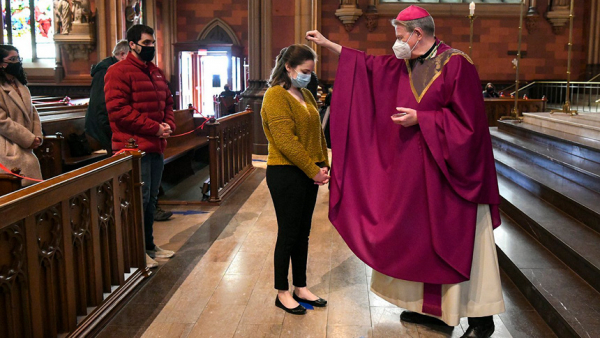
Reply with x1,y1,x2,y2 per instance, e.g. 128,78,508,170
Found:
482,83,499,98
85,40,128,152
219,84,236,97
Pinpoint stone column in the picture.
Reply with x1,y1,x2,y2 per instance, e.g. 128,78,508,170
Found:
159,0,175,81
586,0,600,78
240,0,272,155
294,0,320,76
96,0,107,58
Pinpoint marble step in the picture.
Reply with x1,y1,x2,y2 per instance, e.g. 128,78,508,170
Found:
498,269,558,338
522,112,600,141
493,147,600,234
491,128,600,193
496,122,600,164
497,174,600,294
495,212,600,338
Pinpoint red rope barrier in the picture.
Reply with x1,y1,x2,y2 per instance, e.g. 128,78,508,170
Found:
32,96,72,105
169,107,211,138
0,163,43,182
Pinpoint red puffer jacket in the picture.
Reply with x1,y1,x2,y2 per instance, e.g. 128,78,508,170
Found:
104,53,175,154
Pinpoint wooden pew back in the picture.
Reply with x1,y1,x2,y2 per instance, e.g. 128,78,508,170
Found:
0,173,21,196
484,98,547,126
0,151,149,338
163,108,209,164
36,115,107,179
206,107,254,203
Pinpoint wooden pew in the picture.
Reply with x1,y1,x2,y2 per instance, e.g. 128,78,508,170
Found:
36,104,88,114
484,98,546,126
163,107,209,164
0,172,21,196
205,107,254,203
36,114,108,179
0,148,150,338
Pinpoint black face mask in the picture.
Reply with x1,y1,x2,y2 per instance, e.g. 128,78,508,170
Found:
3,62,27,85
135,44,155,62
486,87,494,93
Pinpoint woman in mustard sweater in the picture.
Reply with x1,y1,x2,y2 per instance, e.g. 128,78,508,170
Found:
262,44,330,315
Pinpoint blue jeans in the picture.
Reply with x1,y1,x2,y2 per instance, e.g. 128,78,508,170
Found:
141,153,164,251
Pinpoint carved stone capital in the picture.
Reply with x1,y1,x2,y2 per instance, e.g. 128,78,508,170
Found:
335,5,363,32
365,5,379,32
54,22,96,61
545,8,570,35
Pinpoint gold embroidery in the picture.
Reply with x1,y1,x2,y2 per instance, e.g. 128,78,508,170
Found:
405,49,474,104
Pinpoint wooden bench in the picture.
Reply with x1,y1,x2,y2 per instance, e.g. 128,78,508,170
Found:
0,149,149,338
484,98,547,126
0,172,21,196
35,106,211,181
36,104,88,114
164,107,209,164
36,114,108,179
205,107,254,203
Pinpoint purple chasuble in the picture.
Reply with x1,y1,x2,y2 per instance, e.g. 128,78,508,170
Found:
329,45,501,316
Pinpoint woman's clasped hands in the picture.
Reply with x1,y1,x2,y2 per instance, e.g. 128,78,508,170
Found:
313,167,330,185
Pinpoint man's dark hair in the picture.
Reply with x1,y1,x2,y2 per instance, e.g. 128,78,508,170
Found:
126,24,155,44
224,84,230,91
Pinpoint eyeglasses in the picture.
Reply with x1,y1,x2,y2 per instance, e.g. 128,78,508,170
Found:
3,56,22,63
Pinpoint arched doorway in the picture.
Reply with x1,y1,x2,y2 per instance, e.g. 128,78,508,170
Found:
174,19,245,116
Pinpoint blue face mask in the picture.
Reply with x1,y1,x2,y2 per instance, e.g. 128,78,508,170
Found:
291,71,311,88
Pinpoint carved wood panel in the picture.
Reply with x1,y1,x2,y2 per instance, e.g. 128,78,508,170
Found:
35,205,68,336
96,181,117,292
0,222,32,338
69,192,98,316
118,173,136,271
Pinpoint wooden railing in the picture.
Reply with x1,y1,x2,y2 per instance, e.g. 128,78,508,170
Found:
0,172,21,196
206,108,254,203
484,98,547,126
0,149,150,338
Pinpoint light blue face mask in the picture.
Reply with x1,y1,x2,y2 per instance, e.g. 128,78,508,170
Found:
291,71,311,88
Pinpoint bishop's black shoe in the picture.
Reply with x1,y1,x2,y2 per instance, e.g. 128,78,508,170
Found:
293,293,327,307
275,296,307,315
400,311,451,327
461,316,495,338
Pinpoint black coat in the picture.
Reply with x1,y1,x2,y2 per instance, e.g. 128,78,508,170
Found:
85,56,118,152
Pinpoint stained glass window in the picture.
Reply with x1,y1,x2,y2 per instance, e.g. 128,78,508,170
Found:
2,0,55,61
34,0,54,58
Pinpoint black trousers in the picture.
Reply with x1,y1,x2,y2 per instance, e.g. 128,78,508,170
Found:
267,165,319,290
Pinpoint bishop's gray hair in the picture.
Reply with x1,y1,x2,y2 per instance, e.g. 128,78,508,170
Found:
391,16,435,37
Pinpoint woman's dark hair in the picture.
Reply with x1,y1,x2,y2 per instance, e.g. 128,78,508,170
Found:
268,44,317,90
0,44,26,85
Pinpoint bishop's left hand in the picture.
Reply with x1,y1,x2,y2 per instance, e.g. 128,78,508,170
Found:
391,107,418,127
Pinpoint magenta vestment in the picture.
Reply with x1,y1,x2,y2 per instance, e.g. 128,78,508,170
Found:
328,45,501,316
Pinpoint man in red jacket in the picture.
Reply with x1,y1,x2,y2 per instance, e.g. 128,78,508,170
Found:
105,24,176,268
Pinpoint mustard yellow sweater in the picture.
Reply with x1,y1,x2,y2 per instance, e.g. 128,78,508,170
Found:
261,85,330,178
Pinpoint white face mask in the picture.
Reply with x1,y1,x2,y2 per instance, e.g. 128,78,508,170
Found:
290,70,311,88
392,31,419,59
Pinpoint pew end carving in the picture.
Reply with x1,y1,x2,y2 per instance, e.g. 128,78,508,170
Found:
206,107,254,203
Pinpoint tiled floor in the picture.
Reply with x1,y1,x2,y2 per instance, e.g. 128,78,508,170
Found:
139,167,515,338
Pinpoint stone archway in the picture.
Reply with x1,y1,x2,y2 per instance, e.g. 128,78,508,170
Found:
197,18,241,45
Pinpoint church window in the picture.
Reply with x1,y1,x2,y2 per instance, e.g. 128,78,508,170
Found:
2,0,55,61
